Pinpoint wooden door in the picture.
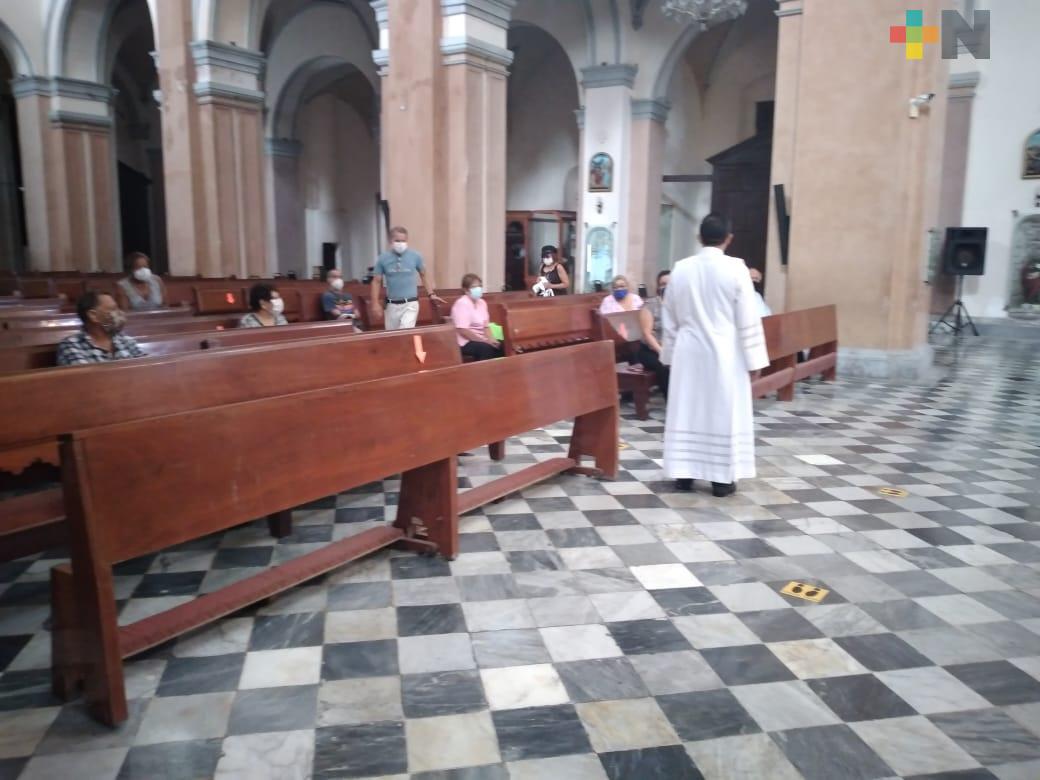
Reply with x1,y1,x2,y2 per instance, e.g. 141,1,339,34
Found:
708,134,772,284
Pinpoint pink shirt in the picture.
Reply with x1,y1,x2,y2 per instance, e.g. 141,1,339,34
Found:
451,295,490,347
599,293,644,315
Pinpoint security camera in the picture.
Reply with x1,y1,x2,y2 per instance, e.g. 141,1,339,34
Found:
908,92,936,119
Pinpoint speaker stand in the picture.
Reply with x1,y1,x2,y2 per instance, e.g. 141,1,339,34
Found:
930,276,979,337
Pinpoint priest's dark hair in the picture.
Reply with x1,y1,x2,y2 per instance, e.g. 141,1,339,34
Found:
699,213,732,247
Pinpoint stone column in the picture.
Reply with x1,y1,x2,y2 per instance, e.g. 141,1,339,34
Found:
191,42,268,278
265,139,306,277
768,0,948,379
155,0,206,276
931,70,979,314
627,99,670,290
374,0,441,265
763,0,803,314
13,78,119,272
579,65,636,291
438,0,514,291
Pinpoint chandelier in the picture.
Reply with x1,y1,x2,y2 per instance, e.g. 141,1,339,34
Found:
662,0,748,28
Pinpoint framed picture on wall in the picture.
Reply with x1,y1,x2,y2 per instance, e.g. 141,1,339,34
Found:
589,153,613,192
1025,129,1040,179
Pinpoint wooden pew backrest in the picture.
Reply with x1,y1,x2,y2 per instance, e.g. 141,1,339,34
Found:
194,286,248,315
501,303,596,355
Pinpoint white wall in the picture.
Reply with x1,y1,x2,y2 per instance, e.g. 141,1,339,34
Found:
507,28,580,212
957,0,1040,318
660,3,777,267
297,93,378,280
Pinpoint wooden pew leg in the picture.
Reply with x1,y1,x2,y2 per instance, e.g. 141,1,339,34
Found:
487,441,506,461
777,355,797,401
267,510,293,539
395,458,459,560
50,565,85,701
633,385,650,421
569,407,619,479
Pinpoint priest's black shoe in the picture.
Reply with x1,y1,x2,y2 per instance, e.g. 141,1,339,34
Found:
675,479,694,492
712,482,737,497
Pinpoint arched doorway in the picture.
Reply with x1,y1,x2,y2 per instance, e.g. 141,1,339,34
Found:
107,0,167,271
657,0,777,277
0,43,26,271
262,2,380,279
506,24,580,290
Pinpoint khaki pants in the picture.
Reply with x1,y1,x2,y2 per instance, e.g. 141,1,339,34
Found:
385,300,419,330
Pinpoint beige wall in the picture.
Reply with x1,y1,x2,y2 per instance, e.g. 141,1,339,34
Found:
770,0,947,360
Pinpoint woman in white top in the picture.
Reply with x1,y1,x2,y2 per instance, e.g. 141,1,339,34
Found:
116,253,166,311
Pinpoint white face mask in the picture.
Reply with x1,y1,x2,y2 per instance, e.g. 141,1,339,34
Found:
133,267,152,282
270,297,285,315
330,278,344,291
542,257,554,266
393,241,408,255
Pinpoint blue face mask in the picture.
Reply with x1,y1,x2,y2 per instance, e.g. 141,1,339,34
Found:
469,286,483,299
612,289,629,301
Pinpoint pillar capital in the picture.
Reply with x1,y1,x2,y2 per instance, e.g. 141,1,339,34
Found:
775,0,803,17
581,64,638,90
265,138,303,158
631,98,671,124
949,70,980,99
440,0,516,28
575,108,586,130
10,76,51,99
190,41,266,105
440,38,513,73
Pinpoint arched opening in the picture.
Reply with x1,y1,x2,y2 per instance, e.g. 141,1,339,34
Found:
0,44,26,272
658,0,777,278
505,23,581,291
262,1,380,279
107,0,166,271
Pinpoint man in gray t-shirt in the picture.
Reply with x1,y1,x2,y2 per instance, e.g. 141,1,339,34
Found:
371,226,444,329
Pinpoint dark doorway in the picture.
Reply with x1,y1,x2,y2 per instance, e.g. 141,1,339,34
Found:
0,49,26,271
322,243,338,275
118,162,152,258
707,123,773,284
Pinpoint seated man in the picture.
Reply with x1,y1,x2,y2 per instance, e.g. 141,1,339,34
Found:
321,269,356,323
57,291,145,366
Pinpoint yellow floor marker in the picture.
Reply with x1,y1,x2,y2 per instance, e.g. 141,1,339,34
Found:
618,442,629,451
877,487,909,498
781,581,829,603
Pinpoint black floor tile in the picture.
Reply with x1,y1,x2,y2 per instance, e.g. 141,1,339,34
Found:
599,746,705,780
656,689,761,741
807,674,915,721
401,670,487,718
492,704,593,761
607,619,693,655
313,722,407,779
322,639,399,680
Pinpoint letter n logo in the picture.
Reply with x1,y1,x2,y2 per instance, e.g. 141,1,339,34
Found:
941,10,991,59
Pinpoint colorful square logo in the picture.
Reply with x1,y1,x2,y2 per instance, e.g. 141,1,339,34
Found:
890,10,939,59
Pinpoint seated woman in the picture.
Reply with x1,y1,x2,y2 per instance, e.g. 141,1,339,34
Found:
451,273,502,361
599,274,643,314
638,270,671,398
240,284,289,327
116,252,166,311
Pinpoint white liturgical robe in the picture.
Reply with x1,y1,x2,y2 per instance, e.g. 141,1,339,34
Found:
661,246,771,483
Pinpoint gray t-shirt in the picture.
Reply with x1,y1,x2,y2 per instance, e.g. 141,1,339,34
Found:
375,249,425,301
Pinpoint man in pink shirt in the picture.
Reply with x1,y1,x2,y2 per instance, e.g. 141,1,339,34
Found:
450,274,502,360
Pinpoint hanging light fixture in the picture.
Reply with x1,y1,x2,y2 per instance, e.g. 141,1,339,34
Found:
662,0,748,28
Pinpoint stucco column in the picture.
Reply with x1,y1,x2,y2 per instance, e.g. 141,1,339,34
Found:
437,1,514,291
763,0,803,314
931,70,979,314
155,0,206,276
627,99,670,290
776,0,948,379
373,0,441,267
265,139,306,277
191,42,268,278
579,65,636,291
14,78,119,272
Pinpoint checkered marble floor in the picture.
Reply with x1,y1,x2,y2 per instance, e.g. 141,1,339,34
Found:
1,334,1038,780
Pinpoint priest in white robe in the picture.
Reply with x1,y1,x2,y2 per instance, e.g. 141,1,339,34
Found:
661,214,770,497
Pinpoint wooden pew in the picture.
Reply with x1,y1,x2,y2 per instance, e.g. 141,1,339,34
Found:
753,305,838,401
1,306,193,330
51,341,618,725
496,301,598,356
193,286,247,315
0,314,242,349
0,321,358,375
0,325,507,564
356,293,443,331
596,310,656,420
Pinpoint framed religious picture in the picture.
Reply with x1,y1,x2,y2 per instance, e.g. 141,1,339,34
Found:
589,153,613,192
1025,129,1040,179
